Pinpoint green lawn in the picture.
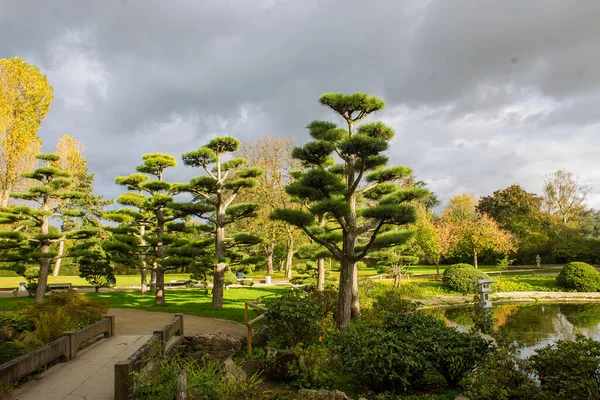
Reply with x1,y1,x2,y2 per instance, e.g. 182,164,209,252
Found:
0,274,194,289
0,286,290,322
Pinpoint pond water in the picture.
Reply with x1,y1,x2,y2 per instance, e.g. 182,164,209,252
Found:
429,303,600,358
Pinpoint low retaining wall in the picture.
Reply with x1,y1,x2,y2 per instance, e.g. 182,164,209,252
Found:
114,314,184,400
0,315,115,389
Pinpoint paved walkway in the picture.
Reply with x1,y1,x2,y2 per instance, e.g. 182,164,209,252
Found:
2,310,246,400
4,335,150,400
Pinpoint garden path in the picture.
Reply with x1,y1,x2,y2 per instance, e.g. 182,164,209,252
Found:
3,309,246,400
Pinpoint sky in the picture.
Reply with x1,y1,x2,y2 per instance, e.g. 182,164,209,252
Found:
1,0,599,210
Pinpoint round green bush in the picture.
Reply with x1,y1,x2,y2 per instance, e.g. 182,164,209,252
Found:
556,262,600,292
443,264,488,294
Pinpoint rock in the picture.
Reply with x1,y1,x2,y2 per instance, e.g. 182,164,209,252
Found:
182,333,241,361
296,389,350,400
252,325,269,347
262,346,300,381
221,357,247,383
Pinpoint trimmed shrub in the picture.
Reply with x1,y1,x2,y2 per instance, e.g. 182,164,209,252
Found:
556,262,600,292
263,289,337,348
443,264,488,294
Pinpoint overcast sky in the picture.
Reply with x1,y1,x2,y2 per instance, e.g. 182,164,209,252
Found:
1,0,599,210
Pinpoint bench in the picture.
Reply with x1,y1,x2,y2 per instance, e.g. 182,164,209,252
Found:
47,283,73,290
168,280,195,287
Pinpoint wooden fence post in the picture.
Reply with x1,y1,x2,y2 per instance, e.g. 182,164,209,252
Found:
114,361,133,400
247,324,253,356
107,315,116,337
175,314,184,336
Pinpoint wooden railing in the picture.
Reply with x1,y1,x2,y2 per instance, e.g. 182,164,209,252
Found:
114,314,184,400
0,315,115,389
244,301,268,356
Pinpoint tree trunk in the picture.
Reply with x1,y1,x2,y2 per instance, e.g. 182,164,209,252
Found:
266,245,274,276
436,262,440,279
36,201,51,304
0,187,11,208
337,258,354,330
351,265,360,319
285,243,294,279
150,263,157,292
317,257,325,291
212,223,225,310
155,268,165,306
473,250,478,269
53,239,65,276
95,286,99,293
140,267,147,296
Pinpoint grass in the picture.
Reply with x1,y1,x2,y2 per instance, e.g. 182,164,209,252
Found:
0,274,194,289
0,286,290,322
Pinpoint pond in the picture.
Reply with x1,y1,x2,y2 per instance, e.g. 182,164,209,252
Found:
430,303,600,357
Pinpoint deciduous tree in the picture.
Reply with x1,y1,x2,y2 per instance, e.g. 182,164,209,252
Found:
543,169,589,225
0,57,53,206
440,194,515,268
272,92,429,330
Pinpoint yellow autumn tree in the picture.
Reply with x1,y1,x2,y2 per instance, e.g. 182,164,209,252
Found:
0,57,53,206
52,135,89,275
440,194,515,268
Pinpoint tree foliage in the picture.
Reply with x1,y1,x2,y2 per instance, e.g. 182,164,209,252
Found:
0,57,53,207
0,154,93,303
178,137,264,310
272,92,429,330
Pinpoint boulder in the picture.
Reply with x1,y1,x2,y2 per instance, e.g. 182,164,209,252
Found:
261,346,300,381
182,332,241,361
221,357,247,383
296,389,351,400
252,324,269,348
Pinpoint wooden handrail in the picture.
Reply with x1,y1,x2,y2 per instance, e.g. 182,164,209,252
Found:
245,301,268,356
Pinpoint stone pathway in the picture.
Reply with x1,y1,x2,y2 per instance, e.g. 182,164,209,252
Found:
2,309,246,400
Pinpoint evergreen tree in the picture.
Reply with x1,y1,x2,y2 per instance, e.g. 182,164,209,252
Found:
178,137,263,310
110,153,182,305
0,153,94,303
272,92,429,330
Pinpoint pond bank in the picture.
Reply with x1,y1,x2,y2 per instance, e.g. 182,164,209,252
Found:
415,291,600,308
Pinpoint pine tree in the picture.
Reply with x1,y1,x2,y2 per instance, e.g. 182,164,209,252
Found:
0,153,94,303
178,137,263,310
271,92,429,330
110,153,182,305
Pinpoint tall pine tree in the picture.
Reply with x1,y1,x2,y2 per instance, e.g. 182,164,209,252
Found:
178,137,263,310
0,153,94,303
272,93,429,330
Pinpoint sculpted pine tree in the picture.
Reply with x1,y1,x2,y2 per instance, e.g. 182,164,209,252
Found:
179,137,263,310
0,57,53,206
272,93,429,330
111,153,181,305
0,154,93,303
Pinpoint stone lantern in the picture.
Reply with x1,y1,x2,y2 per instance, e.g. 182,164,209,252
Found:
477,279,495,308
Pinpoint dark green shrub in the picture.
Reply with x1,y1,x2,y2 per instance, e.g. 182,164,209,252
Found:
263,289,337,348
26,289,108,328
529,335,600,400
223,270,238,287
466,345,541,400
340,323,430,392
443,264,488,294
0,311,34,333
0,269,18,277
556,262,600,292
427,327,493,387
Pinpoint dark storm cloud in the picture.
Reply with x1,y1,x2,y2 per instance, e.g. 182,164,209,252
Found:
1,0,599,207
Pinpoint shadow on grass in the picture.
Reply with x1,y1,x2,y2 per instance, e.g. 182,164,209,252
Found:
85,286,289,322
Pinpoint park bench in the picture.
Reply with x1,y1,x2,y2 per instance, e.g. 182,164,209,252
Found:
168,279,195,287
236,272,252,282
47,283,73,290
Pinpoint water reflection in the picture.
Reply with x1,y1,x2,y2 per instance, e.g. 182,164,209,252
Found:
431,303,600,357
